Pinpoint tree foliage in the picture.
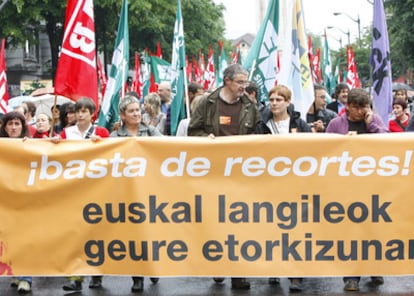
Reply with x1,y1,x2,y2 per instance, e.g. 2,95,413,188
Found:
386,0,414,79
0,0,227,78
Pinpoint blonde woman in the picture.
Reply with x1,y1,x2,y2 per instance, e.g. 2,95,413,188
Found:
142,92,166,134
176,94,205,136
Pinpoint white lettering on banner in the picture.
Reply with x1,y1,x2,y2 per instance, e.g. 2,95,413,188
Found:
223,151,410,177
26,150,413,186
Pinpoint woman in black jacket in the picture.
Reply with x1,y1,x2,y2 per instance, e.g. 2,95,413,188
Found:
255,85,311,135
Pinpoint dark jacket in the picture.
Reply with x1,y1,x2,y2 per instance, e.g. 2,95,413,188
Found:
255,107,312,134
306,108,338,131
326,101,341,114
188,87,260,136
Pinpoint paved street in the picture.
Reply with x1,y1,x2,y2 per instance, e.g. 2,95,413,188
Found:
1,276,414,295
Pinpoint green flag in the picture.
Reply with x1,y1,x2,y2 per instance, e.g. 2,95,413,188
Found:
170,0,187,136
323,33,333,96
97,0,129,130
216,42,228,86
243,0,279,103
150,55,171,84
142,51,151,98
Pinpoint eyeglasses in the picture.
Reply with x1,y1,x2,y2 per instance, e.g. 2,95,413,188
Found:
233,80,249,86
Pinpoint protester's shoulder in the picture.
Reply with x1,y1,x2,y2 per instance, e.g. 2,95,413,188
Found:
323,108,338,118
110,130,120,137
148,125,162,136
95,126,110,137
140,122,162,137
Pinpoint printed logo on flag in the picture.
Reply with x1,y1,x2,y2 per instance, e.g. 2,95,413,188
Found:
61,0,96,67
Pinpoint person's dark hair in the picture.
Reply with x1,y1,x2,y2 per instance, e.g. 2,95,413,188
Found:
0,111,29,138
334,83,350,97
0,113,4,128
347,88,370,106
314,84,325,92
394,88,408,97
75,97,96,114
51,104,61,114
125,91,140,100
245,81,258,95
59,102,76,128
23,101,36,117
393,98,407,110
188,82,203,95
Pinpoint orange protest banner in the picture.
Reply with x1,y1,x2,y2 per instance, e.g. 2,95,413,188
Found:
0,133,414,277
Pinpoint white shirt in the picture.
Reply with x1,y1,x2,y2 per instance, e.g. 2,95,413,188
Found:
266,117,290,134
63,124,95,139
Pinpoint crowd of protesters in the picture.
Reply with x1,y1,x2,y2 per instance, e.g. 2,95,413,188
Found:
3,63,414,294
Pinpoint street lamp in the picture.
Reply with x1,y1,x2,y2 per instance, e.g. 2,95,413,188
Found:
333,12,361,45
327,26,351,45
331,36,343,49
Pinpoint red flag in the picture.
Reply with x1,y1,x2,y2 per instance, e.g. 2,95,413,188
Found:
204,45,215,91
313,48,322,84
197,50,205,85
97,56,107,97
146,48,158,93
308,35,318,84
131,52,142,98
308,35,314,68
231,46,239,64
193,56,202,85
346,46,361,88
186,55,193,83
54,0,98,107
0,39,9,114
156,41,162,59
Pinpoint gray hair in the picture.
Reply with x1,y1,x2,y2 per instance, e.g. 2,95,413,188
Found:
119,95,140,113
223,64,248,81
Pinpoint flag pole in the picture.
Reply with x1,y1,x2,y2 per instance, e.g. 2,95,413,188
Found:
49,95,58,137
248,59,256,81
121,59,126,99
183,65,190,119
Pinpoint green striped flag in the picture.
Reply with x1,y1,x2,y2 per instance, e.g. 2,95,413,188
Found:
150,55,171,84
243,0,279,103
170,0,187,136
97,0,129,130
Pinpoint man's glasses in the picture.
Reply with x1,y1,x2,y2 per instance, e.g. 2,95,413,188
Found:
233,80,249,86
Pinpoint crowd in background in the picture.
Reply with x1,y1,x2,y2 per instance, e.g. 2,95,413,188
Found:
2,63,413,294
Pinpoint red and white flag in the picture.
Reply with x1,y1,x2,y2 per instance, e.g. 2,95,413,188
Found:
0,39,9,114
186,55,193,83
195,50,205,85
313,48,322,84
131,52,142,98
203,45,215,91
97,56,107,97
231,45,240,65
156,41,163,59
54,0,98,107
346,46,361,88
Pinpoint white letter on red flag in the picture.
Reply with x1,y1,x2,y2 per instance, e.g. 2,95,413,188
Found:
54,0,98,107
0,38,9,114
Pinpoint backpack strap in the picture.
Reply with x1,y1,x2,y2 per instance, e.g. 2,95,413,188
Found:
394,119,406,130
84,125,95,139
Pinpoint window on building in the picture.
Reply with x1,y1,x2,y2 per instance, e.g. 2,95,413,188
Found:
24,29,38,62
